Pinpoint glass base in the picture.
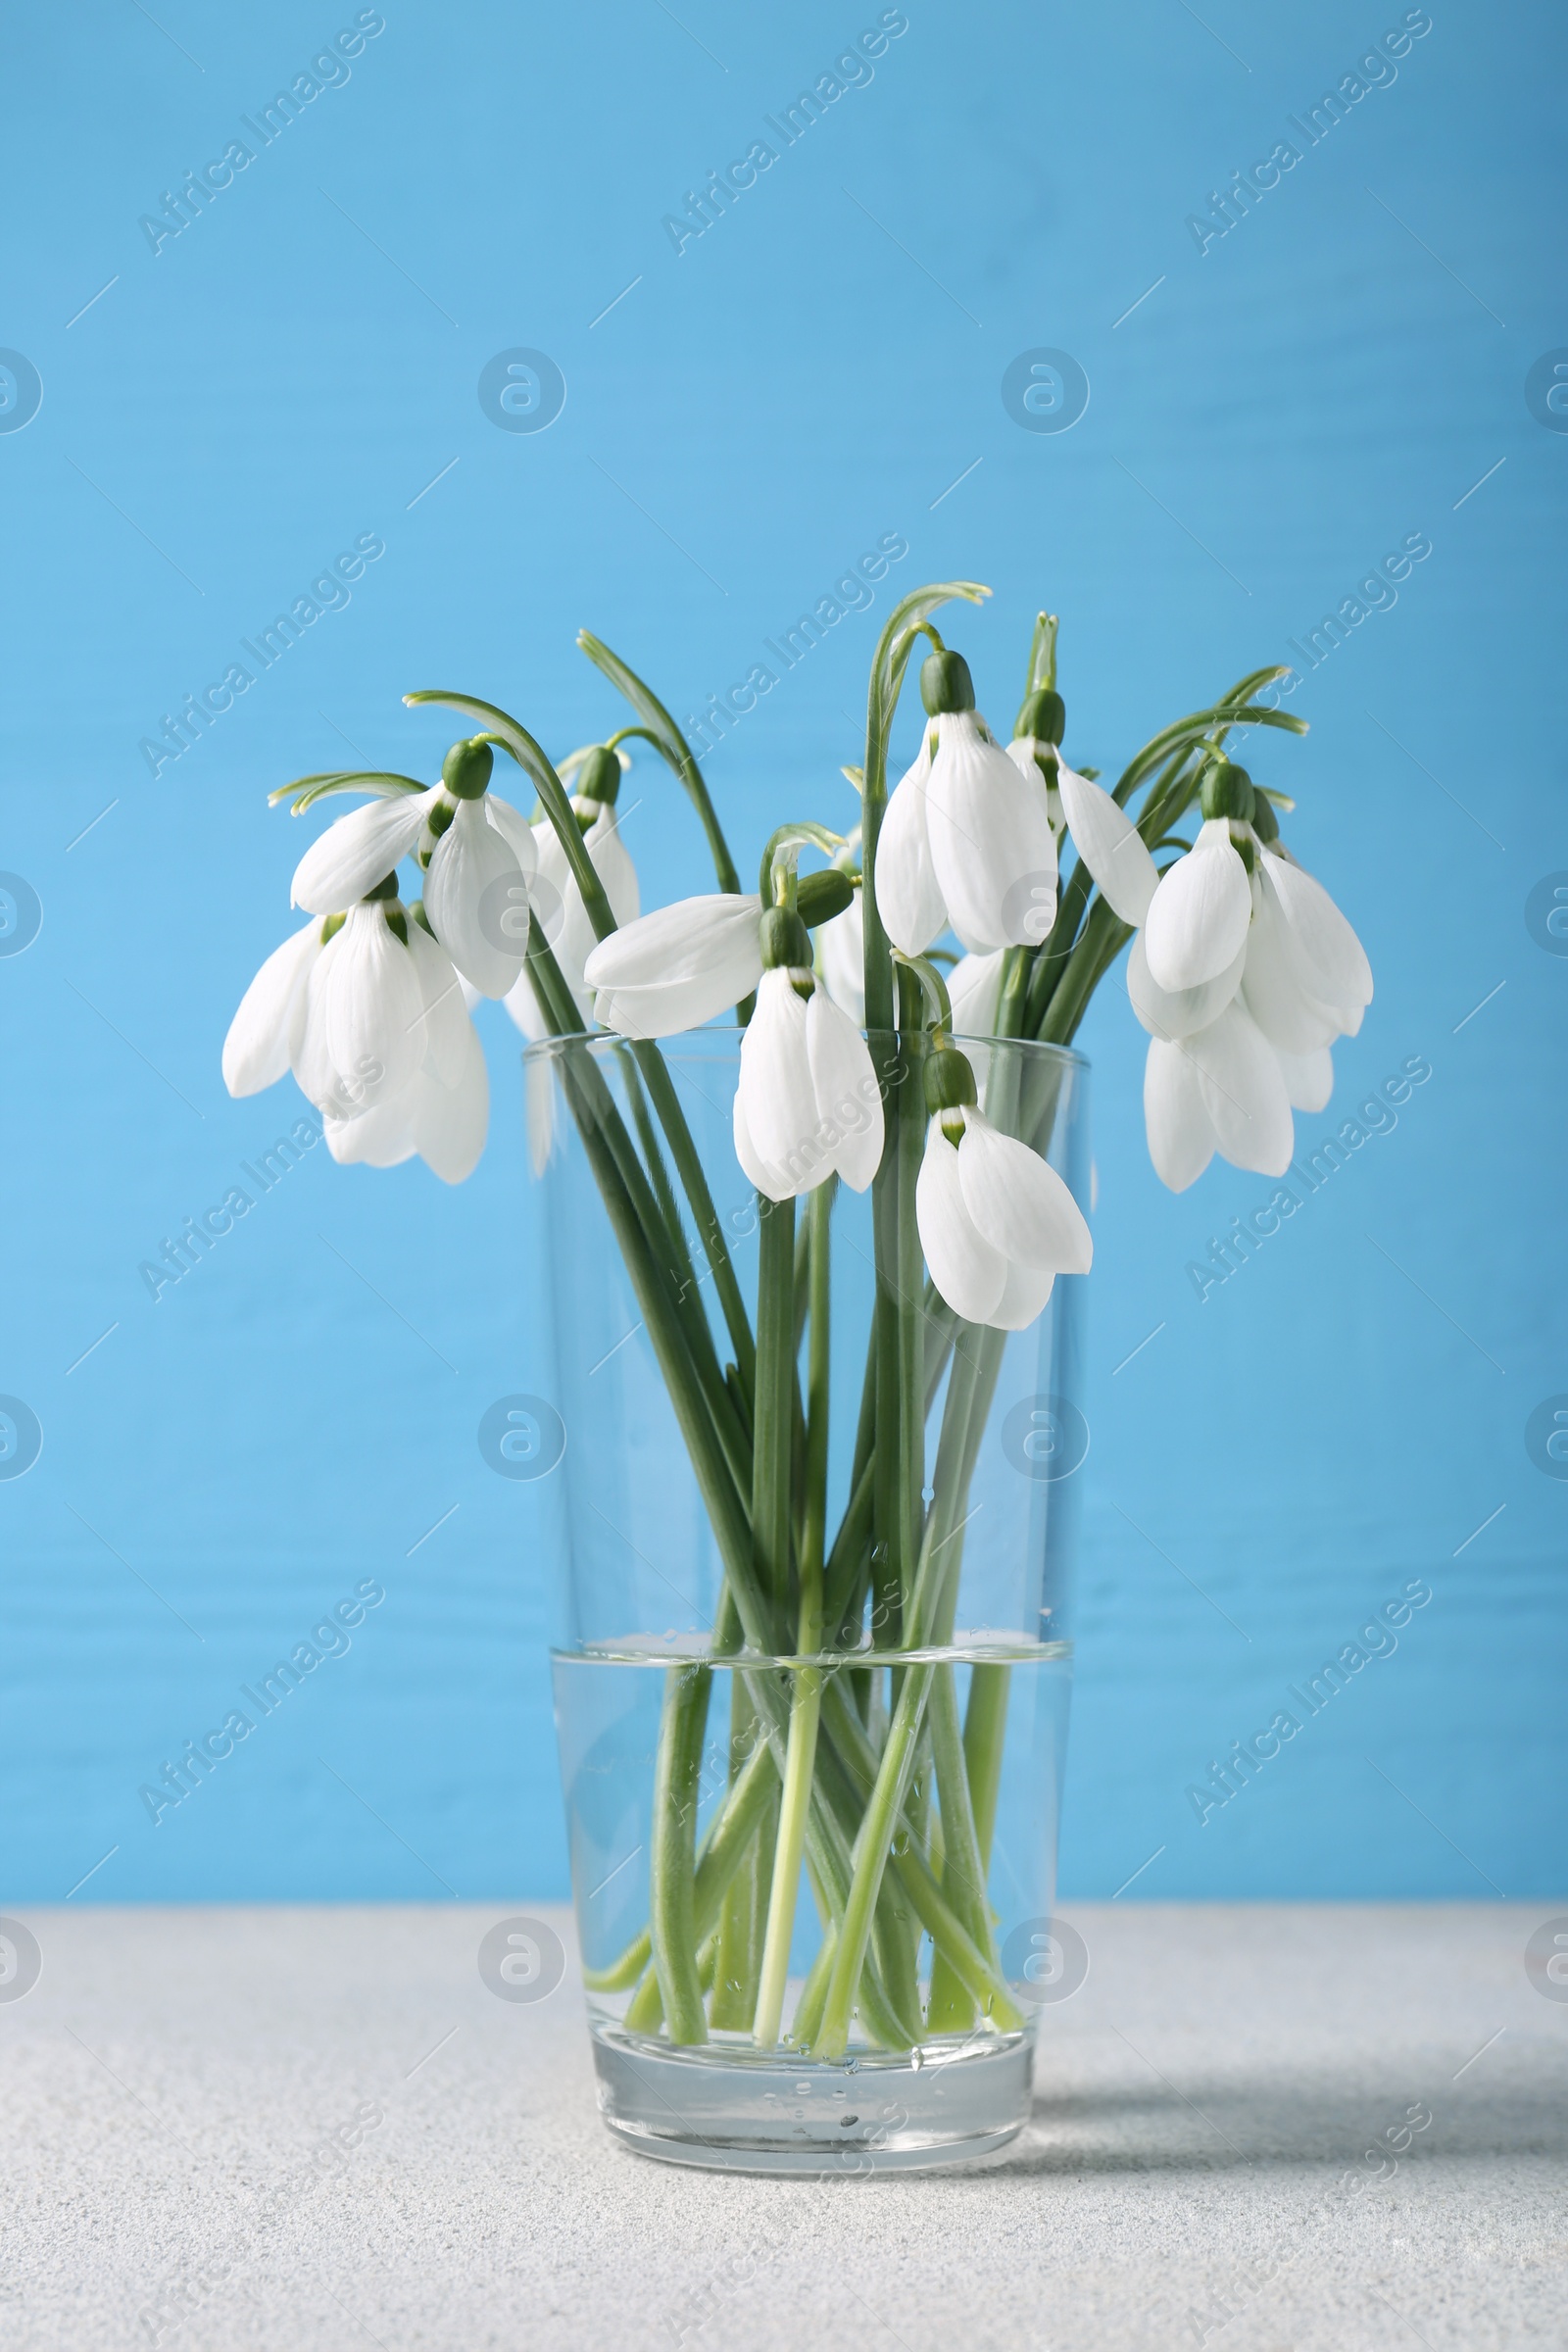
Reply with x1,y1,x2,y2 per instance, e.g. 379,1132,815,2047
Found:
591,2024,1034,2176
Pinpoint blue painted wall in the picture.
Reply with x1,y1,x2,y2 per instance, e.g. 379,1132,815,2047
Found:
1,0,1561,1904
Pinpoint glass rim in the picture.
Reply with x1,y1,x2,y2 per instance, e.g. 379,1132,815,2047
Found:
519,1021,1089,1075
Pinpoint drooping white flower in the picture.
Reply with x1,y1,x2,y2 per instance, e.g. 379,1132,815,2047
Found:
322,915,488,1184
915,1049,1092,1331
221,919,323,1097
875,652,1057,956
422,792,533,999
583,893,764,1039
292,896,427,1125
1062,753,1372,1193
733,948,883,1202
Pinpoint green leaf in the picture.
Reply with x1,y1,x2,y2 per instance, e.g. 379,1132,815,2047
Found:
268,770,427,811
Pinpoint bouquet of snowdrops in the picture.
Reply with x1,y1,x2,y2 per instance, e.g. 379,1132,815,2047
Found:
223,581,1369,2059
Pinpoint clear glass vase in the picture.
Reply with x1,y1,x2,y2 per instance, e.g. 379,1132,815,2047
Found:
528,1023,1088,2175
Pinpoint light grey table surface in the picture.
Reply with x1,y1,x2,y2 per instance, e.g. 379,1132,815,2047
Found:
5,1902,1565,2350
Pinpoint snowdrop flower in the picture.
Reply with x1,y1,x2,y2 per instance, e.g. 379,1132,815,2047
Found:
583,893,765,1038
732,910,883,1202
875,651,1057,956
224,875,488,1184
915,1044,1092,1330
1113,774,1372,1192
290,739,535,1002
322,910,488,1184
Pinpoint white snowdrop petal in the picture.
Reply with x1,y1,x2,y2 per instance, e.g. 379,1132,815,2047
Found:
1276,1044,1334,1113
740,970,823,1192
298,907,424,1122
916,1122,1007,1324
1261,851,1373,1010
987,1258,1057,1332
1187,1001,1296,1177
1143,819,1253,994
873,744,947,954
955,1111,1093,1276
583,894,762,1037
504,969,560,1174
806,989,883,1193
925,711,1057,953
1241,878,1342,1054
222,920,320,1097
816,896,865,1028
405,919,475,1086
1128,928,1246,1042
412,1014,489,1184
1143,1038,1217,1193
586,806,640,926
323,1093,419,1169
290,789,438,915
1055,759,1159,927
484,794,540,880
732,1083,784,1200
947,948,1006,1041
423,797,530,999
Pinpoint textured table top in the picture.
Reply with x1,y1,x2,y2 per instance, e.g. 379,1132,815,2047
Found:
5,1902,1565,2350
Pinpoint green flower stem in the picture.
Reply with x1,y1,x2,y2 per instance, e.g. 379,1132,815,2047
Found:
754,1181,832,2048
630,1042,758,1399
812,1658,932,2060
814,1684,1022,2030
1037,900,1133,1048
618,1054,752,1498
619,1732,780,2029
648,1663,712,2044
785,1922,837,2050
754,1196,797,1627
961,1662,1011,1870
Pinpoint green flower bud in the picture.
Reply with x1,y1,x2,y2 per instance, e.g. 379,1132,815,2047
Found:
797,868,855,928
924,1045,977,1116
1250,793,1280,846
442,738,494,800
759,906,812,971
575,745,621,807
920,649,976,716
1200,760,1255,823
1015,687,1065,746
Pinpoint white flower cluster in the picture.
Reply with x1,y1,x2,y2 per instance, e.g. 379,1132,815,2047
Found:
1049,756,1372,1190
222,738,636,1183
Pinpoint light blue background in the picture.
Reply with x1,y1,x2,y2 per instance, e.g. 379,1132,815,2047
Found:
1,0,1562,1906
